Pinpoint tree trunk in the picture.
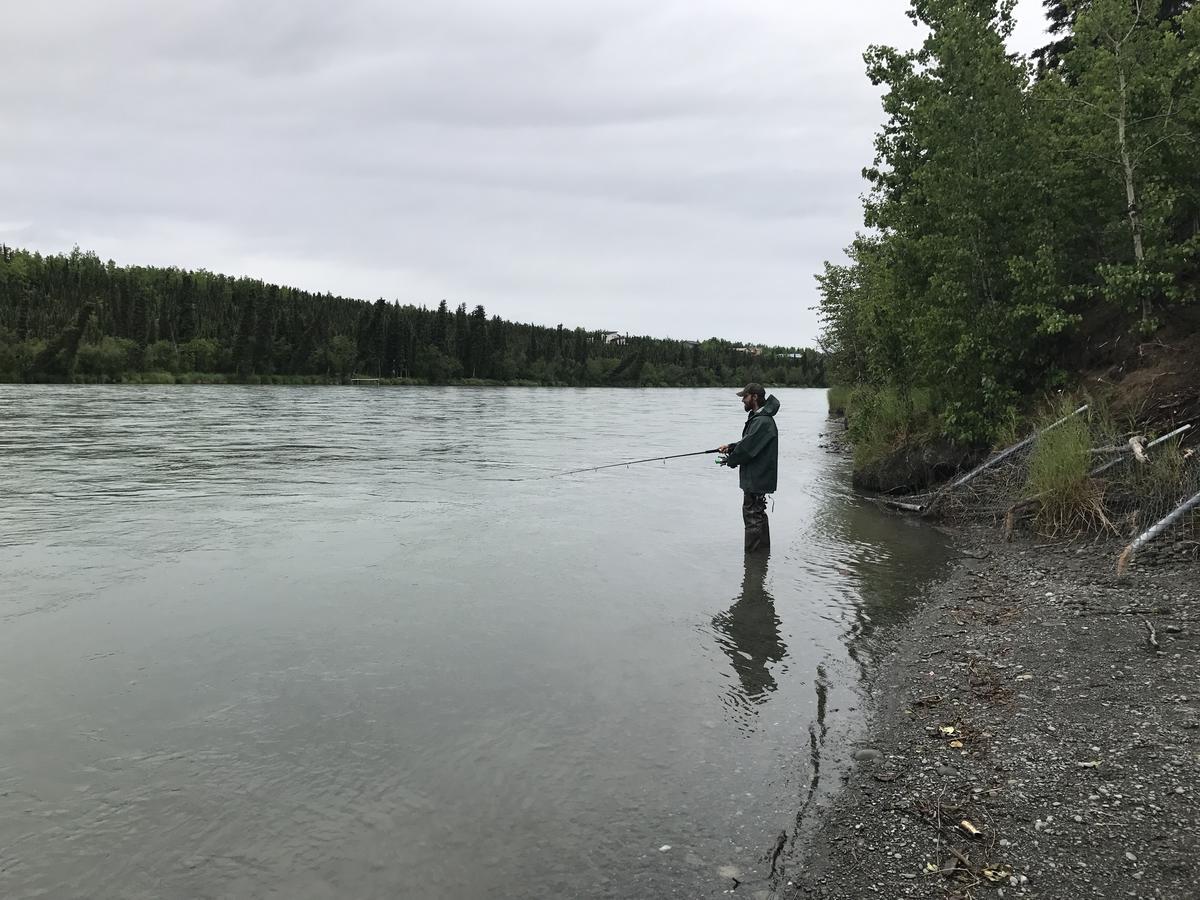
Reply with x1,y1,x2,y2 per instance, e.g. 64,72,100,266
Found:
1115,40,1149,324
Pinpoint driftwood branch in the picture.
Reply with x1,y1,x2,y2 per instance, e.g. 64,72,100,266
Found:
1144,620,1160,652
1129,436,1148,464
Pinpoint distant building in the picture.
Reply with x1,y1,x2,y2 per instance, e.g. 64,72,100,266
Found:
733,345,763,357
600,331,627,345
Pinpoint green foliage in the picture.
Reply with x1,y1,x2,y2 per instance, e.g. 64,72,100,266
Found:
1044,0,1200,326
130,370,178,385
76,337,137,380
143,339,179,373
819,0,1200,449
325,335,358,378
175,372,230,384
178,338,223,373
0,337,44,381
1033,0,1195,72
823,0,1069,443
0,245,827,388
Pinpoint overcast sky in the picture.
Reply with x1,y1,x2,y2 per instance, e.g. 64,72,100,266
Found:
2,1,1052,347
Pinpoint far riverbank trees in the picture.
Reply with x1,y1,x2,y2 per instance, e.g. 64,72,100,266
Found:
0,246,825,388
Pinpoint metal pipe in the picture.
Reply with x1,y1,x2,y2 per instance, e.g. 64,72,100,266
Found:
1118,484,1200,576
923,404,1089,515
1091,423,1191,477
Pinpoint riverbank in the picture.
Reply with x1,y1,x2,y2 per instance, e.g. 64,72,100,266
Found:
776,525,1199,899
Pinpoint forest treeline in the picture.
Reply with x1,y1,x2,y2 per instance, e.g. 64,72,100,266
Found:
819,0,1199,447
0,246,825,388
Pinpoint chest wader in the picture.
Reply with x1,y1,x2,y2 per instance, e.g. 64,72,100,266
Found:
742,492,770,553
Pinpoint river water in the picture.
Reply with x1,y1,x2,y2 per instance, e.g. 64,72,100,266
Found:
0,386,947,899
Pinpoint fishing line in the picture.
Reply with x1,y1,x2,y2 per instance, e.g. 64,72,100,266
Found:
549,448,721,478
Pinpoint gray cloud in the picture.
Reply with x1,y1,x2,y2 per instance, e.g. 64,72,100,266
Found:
2,1,1050,346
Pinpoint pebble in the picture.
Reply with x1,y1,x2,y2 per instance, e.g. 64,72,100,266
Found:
852,749,882,762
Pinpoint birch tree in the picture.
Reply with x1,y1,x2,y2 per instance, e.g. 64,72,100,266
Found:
1050,0,1199,328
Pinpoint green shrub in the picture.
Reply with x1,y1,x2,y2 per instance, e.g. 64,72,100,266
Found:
178,339,222,372
76,337,137,379
175,371,227,384
134,371,177,384
0,337,46,381
143,340,180,373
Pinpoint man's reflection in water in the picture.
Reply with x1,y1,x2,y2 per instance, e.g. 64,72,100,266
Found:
711,553,787,725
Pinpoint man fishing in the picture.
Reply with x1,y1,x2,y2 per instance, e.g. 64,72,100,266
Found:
718,383,780,553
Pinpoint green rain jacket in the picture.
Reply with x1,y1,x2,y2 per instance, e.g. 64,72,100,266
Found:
724,394,780,494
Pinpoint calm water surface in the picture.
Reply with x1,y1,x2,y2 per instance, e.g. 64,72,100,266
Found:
0,386,948,899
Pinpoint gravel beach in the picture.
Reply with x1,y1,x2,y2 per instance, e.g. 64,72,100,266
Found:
772,524,1199,900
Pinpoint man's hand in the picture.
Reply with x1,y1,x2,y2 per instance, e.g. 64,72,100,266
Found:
718,444,731,453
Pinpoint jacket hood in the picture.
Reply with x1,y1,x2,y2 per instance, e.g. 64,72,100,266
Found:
753,394,781,418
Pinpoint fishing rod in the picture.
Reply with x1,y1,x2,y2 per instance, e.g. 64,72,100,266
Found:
552,448,721,478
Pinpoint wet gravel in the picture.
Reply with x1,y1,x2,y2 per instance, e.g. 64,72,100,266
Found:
773,526,1199,900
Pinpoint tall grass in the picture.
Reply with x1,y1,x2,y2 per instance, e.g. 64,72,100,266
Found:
827,385,850,416
1024,401,1111,534
846,385,940,466
1111,437,1194,536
